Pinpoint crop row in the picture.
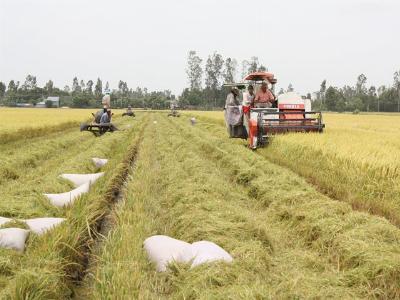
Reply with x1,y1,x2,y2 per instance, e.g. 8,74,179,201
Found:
0,115,146,298
186,111,400,227
82,114,400,299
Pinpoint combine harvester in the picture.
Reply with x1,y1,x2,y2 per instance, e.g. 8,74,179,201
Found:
224,72,325,149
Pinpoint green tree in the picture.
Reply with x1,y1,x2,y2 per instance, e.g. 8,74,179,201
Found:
21,75,37,90
44,80,54,95
8,80,18,93
0,81,6,99
72,77,81,94
223,58,237,84
320,79,327,102
325,86,343,111
205,52,224,106
248,56,259,73
356,74,367,95
287,84,294,92
80,80,86,92
94,78,103,99
258,65,267,72
186,51,203,90
86,80,93,95
394,70,400,112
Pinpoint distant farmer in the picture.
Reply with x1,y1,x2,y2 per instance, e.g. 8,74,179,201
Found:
122,105,135,117
253,82,276,108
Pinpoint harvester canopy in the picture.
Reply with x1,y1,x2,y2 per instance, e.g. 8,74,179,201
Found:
243,72,277,84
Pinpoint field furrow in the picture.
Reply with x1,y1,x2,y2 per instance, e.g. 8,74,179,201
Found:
83,113,400,299
0,114,147,298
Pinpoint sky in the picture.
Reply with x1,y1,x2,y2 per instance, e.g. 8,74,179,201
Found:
1,0,399,96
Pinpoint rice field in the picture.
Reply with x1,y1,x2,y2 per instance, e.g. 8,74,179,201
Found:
1,109,400,299
187,111,400,227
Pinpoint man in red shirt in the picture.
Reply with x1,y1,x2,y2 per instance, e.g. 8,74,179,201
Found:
253,82,276,108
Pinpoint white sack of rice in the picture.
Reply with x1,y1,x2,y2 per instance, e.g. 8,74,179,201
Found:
92,158,108,168
179,241,233,267
23,218,66,235
0,217,12,226
44,182,90,208
144,235,191,272
60,172,104,188
0,228,30,252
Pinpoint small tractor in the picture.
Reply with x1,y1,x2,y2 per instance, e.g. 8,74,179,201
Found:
122,106,135,117
168,101,180,117
80,110,117,136
224,72,325,149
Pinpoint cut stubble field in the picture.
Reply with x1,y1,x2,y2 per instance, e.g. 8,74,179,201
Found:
1,108,400,299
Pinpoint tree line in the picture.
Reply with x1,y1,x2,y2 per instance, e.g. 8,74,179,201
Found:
180,50,275,109
313,73,400,112
1,53,399,112
180,50,400,112
0,76,175,109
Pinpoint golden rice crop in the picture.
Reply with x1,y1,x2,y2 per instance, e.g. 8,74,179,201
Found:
78,113,400,299
0,107,125,143
187,111,400,226
0,111,144,297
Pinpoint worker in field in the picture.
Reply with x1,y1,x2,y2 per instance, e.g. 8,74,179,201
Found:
225,87,241,107
243,85,255,106
253,82,276,108
100,109,118,132
224,87,246,138
123,105,135,117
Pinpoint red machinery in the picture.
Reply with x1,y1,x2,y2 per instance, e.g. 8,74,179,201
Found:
224,72,325,149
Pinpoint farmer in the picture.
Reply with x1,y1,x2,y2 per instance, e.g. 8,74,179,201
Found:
253,82,276,108
102,90,111,110
224,87,246,138
100,109,111,124
100,109,118,132
123,105,135,116
243,85,255,106
225,87,241,107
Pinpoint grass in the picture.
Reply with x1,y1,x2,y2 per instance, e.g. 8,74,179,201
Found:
0,110,146,298
83,114,400,299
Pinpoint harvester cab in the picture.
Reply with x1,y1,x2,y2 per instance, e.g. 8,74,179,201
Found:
224,72,325,149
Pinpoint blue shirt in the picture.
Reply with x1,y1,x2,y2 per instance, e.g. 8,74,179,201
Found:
100,112,110,124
